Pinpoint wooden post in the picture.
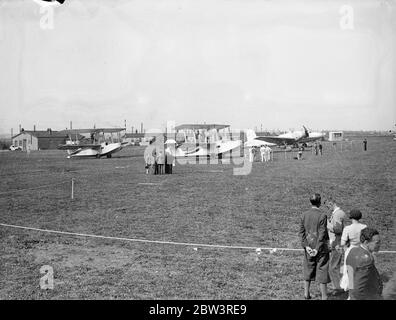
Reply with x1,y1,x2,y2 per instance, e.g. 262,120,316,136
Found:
71,178,74,200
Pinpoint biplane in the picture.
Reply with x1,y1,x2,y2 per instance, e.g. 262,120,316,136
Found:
166,124,242,158
57,128,128,158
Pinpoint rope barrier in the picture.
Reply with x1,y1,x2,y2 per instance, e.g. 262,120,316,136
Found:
1,223,395,254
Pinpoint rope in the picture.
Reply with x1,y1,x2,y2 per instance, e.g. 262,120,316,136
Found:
1,223,395,254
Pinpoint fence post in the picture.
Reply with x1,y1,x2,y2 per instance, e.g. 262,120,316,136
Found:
71,178,74,200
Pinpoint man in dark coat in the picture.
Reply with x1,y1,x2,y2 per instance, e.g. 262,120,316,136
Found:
346,227,383,300
299,193,330,300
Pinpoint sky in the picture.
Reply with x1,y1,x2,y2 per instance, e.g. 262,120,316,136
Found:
0,0,395,135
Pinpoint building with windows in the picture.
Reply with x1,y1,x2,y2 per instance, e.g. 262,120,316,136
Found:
328,131,344,141
11,128,69,151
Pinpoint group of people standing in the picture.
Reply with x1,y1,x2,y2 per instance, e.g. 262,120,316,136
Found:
248,146,272,162
145,148,175,175
313,142,323,156
299,193,393,300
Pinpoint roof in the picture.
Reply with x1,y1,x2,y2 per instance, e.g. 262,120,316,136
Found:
58,128,126,134
12,130,69,139
175,124,230,131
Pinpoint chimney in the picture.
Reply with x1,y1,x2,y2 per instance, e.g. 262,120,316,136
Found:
70,121,72,130
34,125,36,132
141,122,143,133
19,124,21,133
11,128,13,139
47,128,52,135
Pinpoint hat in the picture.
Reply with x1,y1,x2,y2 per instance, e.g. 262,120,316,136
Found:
349,209,362,220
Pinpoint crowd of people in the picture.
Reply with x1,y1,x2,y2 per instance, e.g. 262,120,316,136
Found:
248,145,272,162
299,193,394,300
144,148,175,175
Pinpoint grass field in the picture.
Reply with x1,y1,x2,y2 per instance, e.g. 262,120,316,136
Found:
0,137,395,300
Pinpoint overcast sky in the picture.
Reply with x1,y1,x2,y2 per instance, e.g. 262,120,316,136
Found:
0,0,395,134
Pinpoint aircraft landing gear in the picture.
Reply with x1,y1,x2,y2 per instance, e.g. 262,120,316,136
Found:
106,154,112,158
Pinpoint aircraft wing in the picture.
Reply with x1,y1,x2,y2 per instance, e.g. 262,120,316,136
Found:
175,124,230,131
255,136,297,145
57,144,101,150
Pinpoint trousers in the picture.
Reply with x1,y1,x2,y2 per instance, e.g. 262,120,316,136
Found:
329,248,343,290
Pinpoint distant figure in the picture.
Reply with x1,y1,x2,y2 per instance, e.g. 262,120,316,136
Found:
165,147,174,174
260,146,265,162
145,153,153,174
314,142,318,155
318,143,323,156
299,193,330,300
249,147,254,163
346,227,383,300
152,149,158,175
298,147,303,160
157,151,165,174
363,138,367,151
340,209,367,293
326,200,346,295
265,146,272,162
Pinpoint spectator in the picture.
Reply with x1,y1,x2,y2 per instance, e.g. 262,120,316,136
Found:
346,227,383,300
265,146,272,162
298,147,303,160
248,147,254,163
260,145,265,162
314,142,318,156
165,146,174,174
152,149,158,175
340,209,367,292
299,193,330,300
325,200,346,295
318,143,323,156
363,138,367,151
144,153,153,175
157,150,165,174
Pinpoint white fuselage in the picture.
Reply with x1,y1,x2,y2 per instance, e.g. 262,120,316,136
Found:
69,142,123,158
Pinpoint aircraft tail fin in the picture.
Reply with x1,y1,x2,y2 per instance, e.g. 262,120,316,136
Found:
303,125,309,137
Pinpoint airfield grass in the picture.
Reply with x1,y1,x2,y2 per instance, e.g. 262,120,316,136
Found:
0,137,395,299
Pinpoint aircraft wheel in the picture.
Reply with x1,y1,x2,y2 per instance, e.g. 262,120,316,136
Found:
96,154,100,159
107,154,112,158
